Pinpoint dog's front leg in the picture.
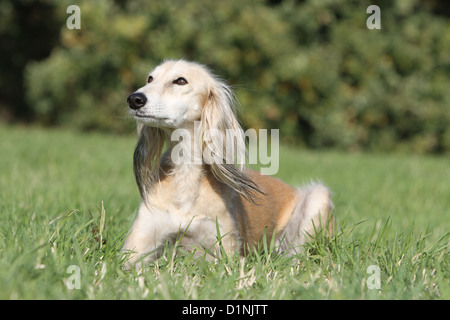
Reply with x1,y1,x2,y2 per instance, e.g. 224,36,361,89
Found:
122,202,172,268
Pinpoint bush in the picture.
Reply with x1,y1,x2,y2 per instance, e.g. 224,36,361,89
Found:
24,0,450,152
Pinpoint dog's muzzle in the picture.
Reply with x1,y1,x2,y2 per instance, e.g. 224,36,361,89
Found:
127,92,147,110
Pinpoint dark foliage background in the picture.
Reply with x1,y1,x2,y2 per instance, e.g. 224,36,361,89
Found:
1,0,449,153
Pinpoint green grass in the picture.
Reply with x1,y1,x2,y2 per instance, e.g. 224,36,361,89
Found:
0,124,448,299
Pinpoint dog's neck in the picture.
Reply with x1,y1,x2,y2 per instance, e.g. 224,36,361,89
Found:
163,124,205,209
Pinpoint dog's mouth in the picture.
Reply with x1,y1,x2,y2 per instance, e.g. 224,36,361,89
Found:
134,113,168,121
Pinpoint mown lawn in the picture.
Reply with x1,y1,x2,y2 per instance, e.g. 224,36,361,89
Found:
0,124,448,299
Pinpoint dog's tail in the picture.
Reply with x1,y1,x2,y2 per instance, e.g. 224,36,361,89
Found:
277,182,334,255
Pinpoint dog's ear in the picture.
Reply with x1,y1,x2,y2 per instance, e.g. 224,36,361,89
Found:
201,79,262,203
133,124,165,199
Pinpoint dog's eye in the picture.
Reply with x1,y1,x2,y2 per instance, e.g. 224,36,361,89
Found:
173,77,188,85
147,75,153,83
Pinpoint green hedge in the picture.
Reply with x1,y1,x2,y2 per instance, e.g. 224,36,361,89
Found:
24,0,450,152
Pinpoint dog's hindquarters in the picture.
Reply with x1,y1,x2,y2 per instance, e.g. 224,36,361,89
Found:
276,183,333,255
234,171,333,255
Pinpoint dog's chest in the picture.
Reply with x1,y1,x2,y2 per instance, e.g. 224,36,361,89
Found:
146,168,239,250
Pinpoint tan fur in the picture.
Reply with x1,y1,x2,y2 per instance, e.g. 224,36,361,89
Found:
123,60,333,267
235,171,298,253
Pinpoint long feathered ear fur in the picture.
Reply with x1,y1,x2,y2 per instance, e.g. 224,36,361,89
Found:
201,77,263,203
133,123,165,199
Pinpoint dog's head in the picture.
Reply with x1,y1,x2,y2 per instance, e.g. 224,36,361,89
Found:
128,59,261,202
127,59,234,130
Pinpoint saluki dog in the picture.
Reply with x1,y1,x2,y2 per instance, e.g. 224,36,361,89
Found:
123,59,333,266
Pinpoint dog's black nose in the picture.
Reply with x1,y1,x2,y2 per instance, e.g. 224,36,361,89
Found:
127,92,147,110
